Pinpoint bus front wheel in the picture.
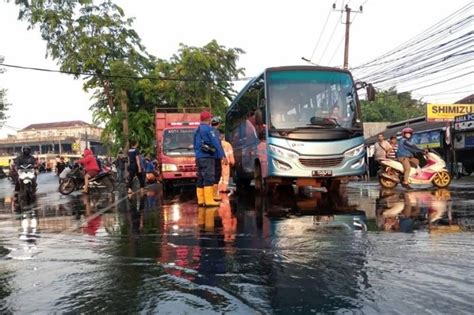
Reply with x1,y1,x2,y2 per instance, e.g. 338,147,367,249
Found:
254,163,267,194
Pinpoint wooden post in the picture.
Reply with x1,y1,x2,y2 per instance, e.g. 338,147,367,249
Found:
120,89,129,152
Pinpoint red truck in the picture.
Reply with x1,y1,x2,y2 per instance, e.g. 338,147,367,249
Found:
156,112,201,192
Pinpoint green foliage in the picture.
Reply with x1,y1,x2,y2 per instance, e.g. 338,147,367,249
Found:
11,1,244,153
13,0,148,82
144,41,245,118
361,88,425,122
0,56,9,123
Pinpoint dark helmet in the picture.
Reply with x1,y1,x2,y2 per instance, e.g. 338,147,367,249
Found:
401,127,414,136
22,145,31,155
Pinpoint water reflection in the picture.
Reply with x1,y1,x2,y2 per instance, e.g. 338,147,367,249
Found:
1,175,473,313
375,189,468,232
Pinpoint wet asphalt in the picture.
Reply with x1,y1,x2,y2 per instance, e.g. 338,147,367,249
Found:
0,173,473,314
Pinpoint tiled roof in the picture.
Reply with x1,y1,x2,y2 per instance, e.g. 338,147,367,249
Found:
365,118,446,145
455,94,474,104
21,121,92,131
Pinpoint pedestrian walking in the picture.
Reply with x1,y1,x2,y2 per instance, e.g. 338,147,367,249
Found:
128,140,145,194
115,151,127,183
194,111,226,207
218,131,235,193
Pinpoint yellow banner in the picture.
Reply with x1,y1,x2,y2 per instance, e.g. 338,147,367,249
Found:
426,104,474,122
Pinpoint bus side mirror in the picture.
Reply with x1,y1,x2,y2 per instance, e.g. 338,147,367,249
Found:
366,84,376,102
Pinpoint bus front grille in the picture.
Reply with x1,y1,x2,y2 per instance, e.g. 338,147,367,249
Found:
299,157,344,168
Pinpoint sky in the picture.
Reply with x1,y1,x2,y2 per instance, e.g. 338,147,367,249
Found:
0,0,472,138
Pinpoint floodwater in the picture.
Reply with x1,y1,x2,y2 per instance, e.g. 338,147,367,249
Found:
0,173,473,314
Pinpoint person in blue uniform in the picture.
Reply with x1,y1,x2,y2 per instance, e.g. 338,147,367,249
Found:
194,111,226,206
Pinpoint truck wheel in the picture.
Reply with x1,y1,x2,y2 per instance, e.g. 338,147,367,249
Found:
162,180,174,198
254,163,267,194
234,178,250,190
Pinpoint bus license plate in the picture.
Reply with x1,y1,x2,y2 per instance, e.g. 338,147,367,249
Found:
312,170,333,177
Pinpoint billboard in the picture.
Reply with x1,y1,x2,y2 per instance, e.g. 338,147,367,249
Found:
455,132,474,149
411,130,441,149
426,104,474,122
454,113,474,131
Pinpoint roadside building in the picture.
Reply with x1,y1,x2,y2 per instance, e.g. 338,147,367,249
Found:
365,94,474,177
365,117,447,176
453,94,474,175
0,120,105,156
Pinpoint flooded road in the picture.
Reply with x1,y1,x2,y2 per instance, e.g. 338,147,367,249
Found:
0,173,473,314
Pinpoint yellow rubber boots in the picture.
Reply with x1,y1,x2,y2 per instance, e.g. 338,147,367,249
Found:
204,186,219,207
196,187,205,206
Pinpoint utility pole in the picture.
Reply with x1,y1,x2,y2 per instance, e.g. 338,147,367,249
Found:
120,89,130,152
333,3,363,69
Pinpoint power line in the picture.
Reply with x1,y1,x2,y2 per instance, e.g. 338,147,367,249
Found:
414,90,473,97
309,7,333,62
355,18,473,80
0,63,255,82
318,9,343,64
327,13,359,66
352,1,473,71
415,84,474,96
407,71,474,92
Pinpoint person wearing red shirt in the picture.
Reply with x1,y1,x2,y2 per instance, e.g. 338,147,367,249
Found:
77,148,100,194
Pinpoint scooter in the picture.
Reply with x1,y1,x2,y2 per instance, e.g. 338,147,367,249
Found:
378,151,452,189
59,164,115,195
17,164,37,205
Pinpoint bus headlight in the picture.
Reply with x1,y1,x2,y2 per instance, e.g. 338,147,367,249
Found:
269,144,299,160
351,157,365,169
162,163,178,172
344,144,365,157
273,158,292,171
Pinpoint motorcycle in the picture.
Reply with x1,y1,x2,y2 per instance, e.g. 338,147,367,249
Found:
17,164,36,205
59,165,115,195
378,151,452,189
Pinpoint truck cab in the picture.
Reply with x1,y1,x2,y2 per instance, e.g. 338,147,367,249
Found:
156,112,201,192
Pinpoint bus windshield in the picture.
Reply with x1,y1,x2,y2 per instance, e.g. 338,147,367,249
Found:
163,129,195,156
267,70,360,130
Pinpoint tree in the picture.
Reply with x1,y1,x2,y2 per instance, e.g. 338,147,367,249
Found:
11,1,245,153
361,88,425,122
12,0,150,150
0,56,9,123
143,41,245,119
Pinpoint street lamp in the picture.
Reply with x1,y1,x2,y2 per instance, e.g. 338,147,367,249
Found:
301,57,319,66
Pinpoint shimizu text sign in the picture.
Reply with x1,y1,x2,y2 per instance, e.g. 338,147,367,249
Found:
426,104,474,122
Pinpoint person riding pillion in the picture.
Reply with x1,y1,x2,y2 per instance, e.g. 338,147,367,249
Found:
397,127,426,189
194,111,227,207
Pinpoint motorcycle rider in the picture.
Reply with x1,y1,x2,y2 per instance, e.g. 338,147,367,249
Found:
77,148,100,194
397,127,426,189
14,145,38,192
